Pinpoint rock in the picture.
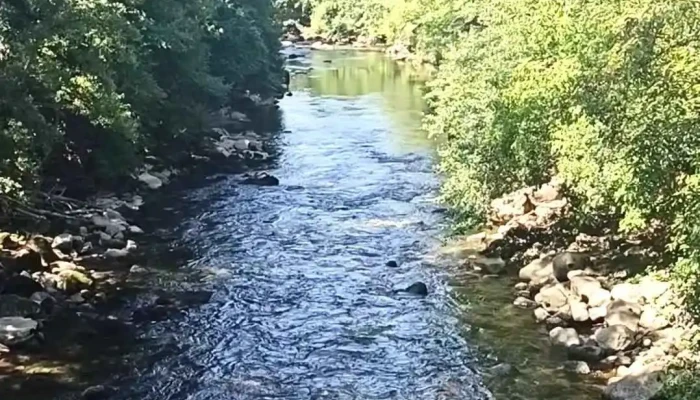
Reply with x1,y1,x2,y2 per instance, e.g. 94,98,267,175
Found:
550,327,581,347
473,257,506,275
129,265,148,274
79,226,89,236
588,288,612,308
603,367,663,400
567,344,605,363
104,249,129,259
638,278,670,302
12,248,43,273
137,172,163,189
68,292,86,303
129,225,144,235
534,308,549,323
514,282,529,291
514,297,537,309
606,300,642,331
81,385,115,400
242,172,279,186
51,233,74,253
639,307,669,331
589,305,608,321
404,282,428,296
30,292,56,314
552,252,590,282
611,283,643,304
570,276,602,301
0,317,38,346
563,361,591,375
0,295,41,317
80,242,94,255
56,270,93,293
545,315,568,329
516,290,532,298
488,363,515,377
385,260,399,268
535,284,570,312
2,275,43,297
105,223,124,237
519,255,554,282
50,261,85,272
595,325,635,352
570,301,590,322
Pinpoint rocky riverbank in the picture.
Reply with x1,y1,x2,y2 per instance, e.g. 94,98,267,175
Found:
447,179,699,400
0,100,283,398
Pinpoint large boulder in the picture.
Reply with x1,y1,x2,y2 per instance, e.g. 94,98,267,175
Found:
603,363,664,400
638,278,670,302
519,255,554,282
570,276,605,304
535,284,570,312
0,317,38,346
611,283,643,304
639,306,670,332
606,300,642,331
552,252,590,282
549,327,581,348
595,325,635,352
51,233,74,253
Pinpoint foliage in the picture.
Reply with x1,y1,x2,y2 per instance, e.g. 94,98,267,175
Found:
276,1,700,313
0,0,282,197
655,369,700,400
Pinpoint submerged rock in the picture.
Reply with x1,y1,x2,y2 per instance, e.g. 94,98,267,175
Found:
567,344,605,363
385,260,399,268
82,385,115,400
513,297,537,309
403,282,428,296
137,172,163,189
242,172,280,186
563,360,591,375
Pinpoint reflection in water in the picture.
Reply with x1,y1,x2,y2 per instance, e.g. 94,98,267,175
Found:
289,50,432,152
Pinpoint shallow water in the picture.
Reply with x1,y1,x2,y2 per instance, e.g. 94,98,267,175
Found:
106,50,492,400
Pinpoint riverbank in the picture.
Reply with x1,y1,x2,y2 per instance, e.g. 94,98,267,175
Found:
0,98,285,398
441,179,699,400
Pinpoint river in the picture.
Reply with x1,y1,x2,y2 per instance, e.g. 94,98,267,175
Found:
8,50,602,400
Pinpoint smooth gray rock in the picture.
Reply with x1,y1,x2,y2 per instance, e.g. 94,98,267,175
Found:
595,325,635,352
550,327,581,348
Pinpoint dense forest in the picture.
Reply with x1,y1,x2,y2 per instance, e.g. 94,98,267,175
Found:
278,0,700,396
0,0,283,204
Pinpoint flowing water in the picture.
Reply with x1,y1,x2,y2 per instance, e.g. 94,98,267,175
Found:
4,50,602,400
109,50,492,400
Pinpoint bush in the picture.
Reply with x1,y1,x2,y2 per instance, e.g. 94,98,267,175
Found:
0,0,282,198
